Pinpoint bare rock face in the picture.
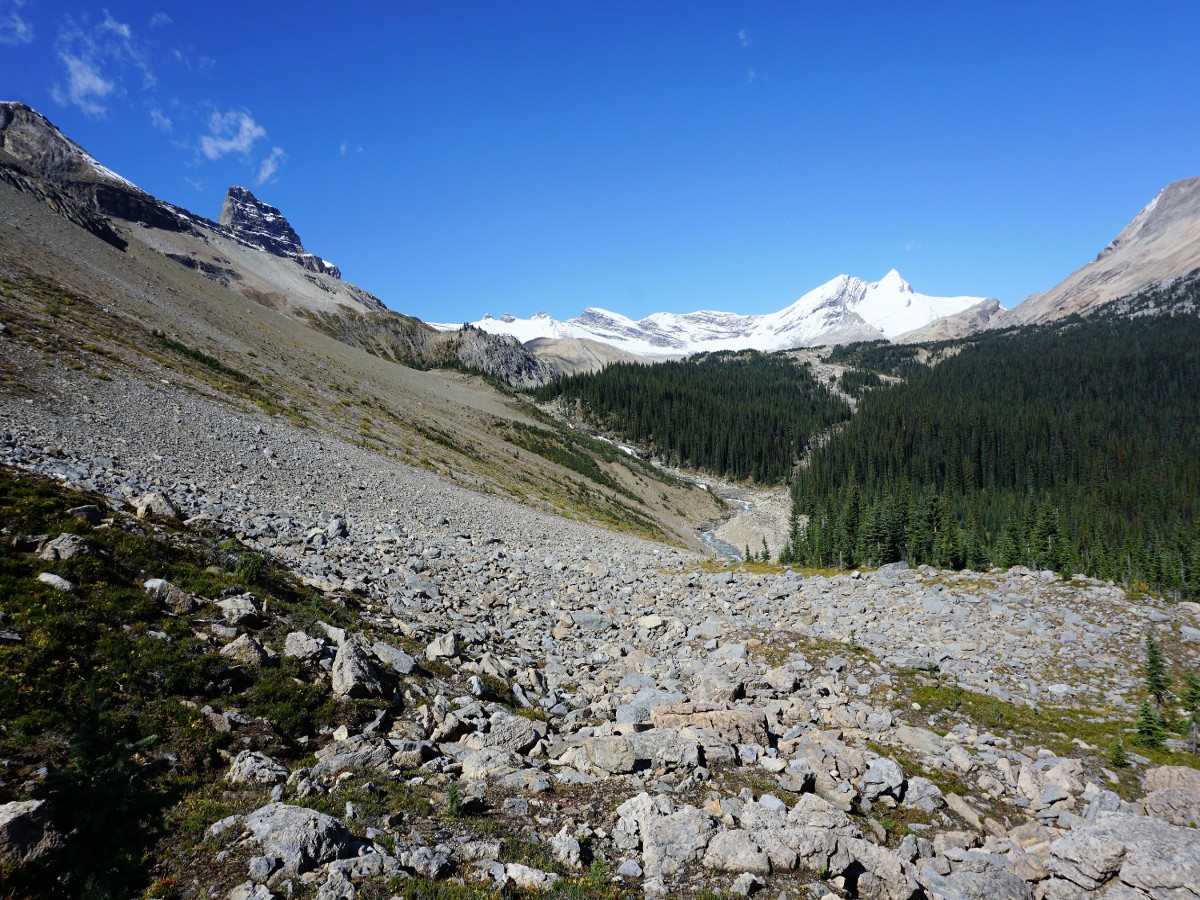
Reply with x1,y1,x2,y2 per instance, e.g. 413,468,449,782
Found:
218,186,341,279
1001,176,1200,326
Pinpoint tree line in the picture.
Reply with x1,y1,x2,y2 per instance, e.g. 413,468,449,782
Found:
782,296,1200,598
532,351,851,484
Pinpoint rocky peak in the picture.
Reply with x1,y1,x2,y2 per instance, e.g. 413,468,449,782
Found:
218,185,341,279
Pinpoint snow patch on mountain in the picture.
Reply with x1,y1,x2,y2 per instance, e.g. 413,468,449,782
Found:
447,270,987,356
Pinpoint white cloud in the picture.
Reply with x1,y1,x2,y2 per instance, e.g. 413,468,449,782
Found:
200,109,267,160
256,146,285,184
150,107,172,131
904,239,918,252
746,67,758,83
149,12,172,28
736,27,751,48
101,11,131,40
339,140,347,156
0,0,33,45
52,52,115,116
184,176,204,192
51,11,156,112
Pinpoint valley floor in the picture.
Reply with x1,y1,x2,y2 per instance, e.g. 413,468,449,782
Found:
4,347,1200,899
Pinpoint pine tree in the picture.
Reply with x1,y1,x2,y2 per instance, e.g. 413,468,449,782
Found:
761,537,771,564
1184,672,1200,713
1109,738,1131,769
1135,698,1167,750
1144,630,1171,706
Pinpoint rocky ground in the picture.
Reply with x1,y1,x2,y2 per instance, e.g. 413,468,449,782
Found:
4,359,1200,900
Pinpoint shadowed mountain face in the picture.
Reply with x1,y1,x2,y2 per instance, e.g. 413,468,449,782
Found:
219,185,342,278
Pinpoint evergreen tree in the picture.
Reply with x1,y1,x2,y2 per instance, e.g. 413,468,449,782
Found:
1135,698,1167,750
1144,630,1171,706
1109,738,1131,769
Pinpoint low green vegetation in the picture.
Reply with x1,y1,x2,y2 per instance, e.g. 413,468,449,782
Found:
0,468,364,898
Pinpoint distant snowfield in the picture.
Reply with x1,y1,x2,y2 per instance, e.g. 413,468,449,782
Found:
434,270,988,356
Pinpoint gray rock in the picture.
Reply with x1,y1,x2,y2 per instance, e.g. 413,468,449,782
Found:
283,631,323,662
38,533,98,560
861,756,906,801
36,572,74,592
217,593,264,627
331,636,385,698
372,641,417,675
311,735,394,778
243,803,351,876
460,748,524,780
425,631,459,660
220,633,269,667
227,751,290,786
551,826,581,869
584,736,637,774
642,805,716,878
461,714,539,754
503,862,560,890
918,856,1033,900
731,872,765,895
702,829,771,875
0,799,62,866
227,882,275,900
1047,812,1200,896
134,491,179,519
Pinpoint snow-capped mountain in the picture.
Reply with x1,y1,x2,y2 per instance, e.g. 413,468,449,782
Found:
442,270,989,356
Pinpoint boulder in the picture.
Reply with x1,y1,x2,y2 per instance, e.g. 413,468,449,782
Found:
283,631,323,662
311,735,394,778
0,799,62,866
331,637,385,698
584,736,637,775
227,751,290,785
134,491,179,519
220,633,269,667
243,803,352,876
650,702,769,745
372,641,417,675
36,572,74,592
460,714,539,754
38,533,98,560
702,830,772,875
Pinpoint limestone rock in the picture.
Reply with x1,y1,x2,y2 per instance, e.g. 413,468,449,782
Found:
243,803,352,876
227,750,290,786
0,799,62,866
331,636,385,698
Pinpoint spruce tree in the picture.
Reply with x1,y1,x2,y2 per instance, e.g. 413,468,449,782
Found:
1144,630,1171,706
1109,738,1131,769
1135,698,1167,750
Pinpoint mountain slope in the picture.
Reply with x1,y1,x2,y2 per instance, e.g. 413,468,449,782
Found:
1003,176,1200,325
0,117,714,548
0,101,561,388
454,270,990,355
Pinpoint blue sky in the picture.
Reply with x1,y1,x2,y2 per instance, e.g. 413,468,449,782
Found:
3,2,1199,323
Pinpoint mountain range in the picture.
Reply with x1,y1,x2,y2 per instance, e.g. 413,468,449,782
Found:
441,270,993,356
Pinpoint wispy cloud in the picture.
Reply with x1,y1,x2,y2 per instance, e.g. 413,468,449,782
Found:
52,53,115,116
256,146,285,184
0,0,34,45
149,12,172,28
149,107,172,131
200,109,267,159
904,239,918,252
736,27,751,49
51,11,156,114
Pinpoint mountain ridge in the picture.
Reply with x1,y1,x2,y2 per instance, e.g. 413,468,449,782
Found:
443,269,992,355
